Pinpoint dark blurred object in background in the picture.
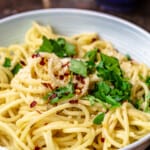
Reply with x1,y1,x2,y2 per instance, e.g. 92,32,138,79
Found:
96,0,137,12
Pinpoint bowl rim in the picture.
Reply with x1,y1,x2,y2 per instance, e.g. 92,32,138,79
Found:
0,8,149,38
0,8,150,150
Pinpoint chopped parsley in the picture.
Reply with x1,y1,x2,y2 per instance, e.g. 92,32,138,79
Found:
93,112,105,125
84,48,98,73
3,58,22,76
92,81,121,107
44,82,74,104
38,36,76,57
145,93,150,112
69,59,87,77
3,57,11,68
95,53,132,104
83,95,107,108
69,49,98,77
97,53,122,81
12,63,22,75
134,89,150,112
84,48,98,63
134,99,143,110
146,76,150,86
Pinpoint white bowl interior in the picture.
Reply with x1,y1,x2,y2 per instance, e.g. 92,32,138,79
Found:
0,9,150,66
0,9,150,150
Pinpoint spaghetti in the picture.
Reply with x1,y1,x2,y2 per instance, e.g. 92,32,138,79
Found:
0,23,150,150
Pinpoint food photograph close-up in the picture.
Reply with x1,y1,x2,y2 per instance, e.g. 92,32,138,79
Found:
0,0,150,150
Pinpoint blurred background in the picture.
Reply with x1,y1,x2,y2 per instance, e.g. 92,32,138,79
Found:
0,0,150,32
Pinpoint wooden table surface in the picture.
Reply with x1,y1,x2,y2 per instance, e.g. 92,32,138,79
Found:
0,0,150,149
0,0,150,32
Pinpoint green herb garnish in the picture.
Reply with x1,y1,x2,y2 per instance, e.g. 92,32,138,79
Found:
145,93,150,112
12,63,22,75
84,48,98,73
126,54,131,60
134,99,143,109
92,81,121,107
96,53,132,104
69,59,87,77
38,36,76,57
93,112,105,125
3,57,11,68
97,53,122,81
44,82,74,104
83,95,107,108
84,48,98,63
146,76,150,86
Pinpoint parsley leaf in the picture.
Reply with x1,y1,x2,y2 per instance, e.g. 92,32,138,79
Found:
134,99,143,109
12,63,22,75
146,76,150,86
96,53,132,103
84,48,98,73
92,81,121,107
84,48,98,63
83,95,95,105
70,59,87,77
44,82,74,104
105,95,121,107
83,95,107,108
145,93,150,112
3,57,11,68
92,81,110,99
97,53,122,80
93,112,105,125
38,36,53,53
38,36,76,57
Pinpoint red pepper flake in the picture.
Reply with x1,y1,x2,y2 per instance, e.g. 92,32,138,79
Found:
69,99,78,104
20,60,26,66
92,38,97,42
76,75,85,84
62,62,69,68
42,83,53,90
101,138,105,143
40,57,45,65
48,93,57,100
64,72,69,76
74,83,78,89
54,74,58,78
59,75,64,80
34,146,40,150
32,53,40,58
76,75,80,80
30,101,37,108
80,78,85,84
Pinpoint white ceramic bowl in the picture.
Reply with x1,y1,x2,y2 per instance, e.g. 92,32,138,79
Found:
0,8,150,150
